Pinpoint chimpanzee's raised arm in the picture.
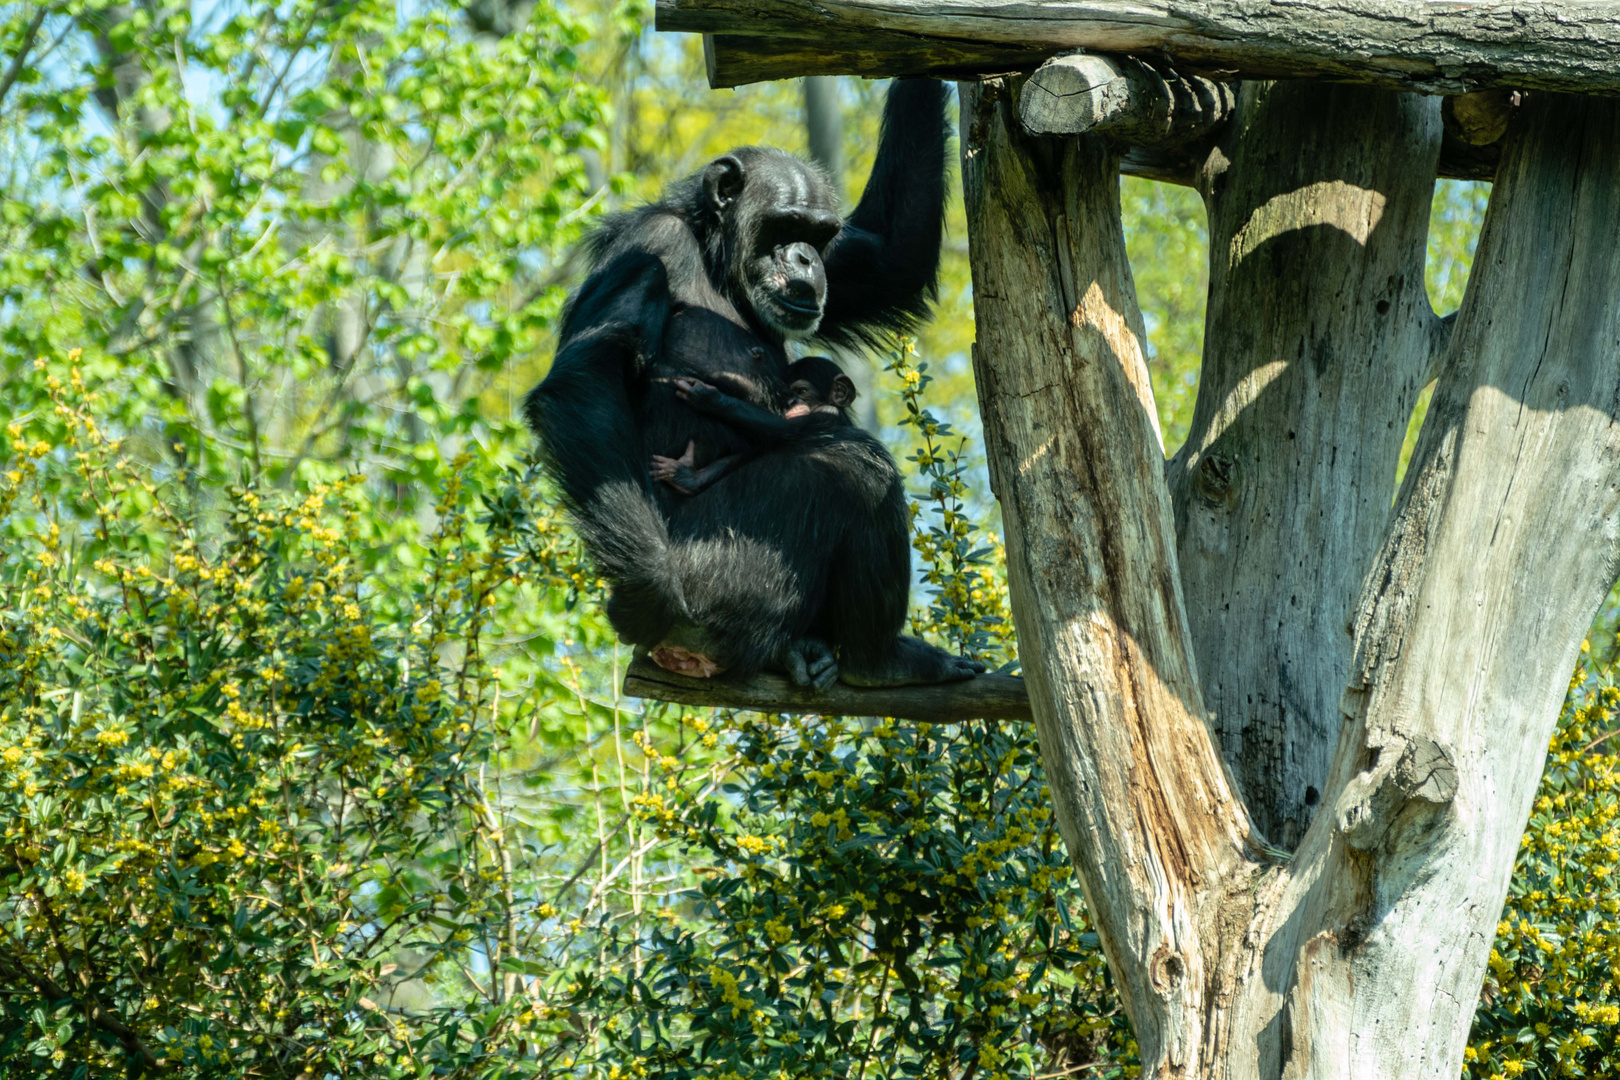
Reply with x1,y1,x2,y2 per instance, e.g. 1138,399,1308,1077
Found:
815,80,950,350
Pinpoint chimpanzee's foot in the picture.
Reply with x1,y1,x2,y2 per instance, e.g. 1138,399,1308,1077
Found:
650,646,720,677
649,623,723,678
779,637,838,692
840,635,985,687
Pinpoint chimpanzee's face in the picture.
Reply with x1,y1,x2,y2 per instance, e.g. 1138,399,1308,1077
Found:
704,150,841,340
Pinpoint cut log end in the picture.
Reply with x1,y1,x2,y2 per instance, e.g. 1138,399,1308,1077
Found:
1017,52,1236,144
621,655,1033,722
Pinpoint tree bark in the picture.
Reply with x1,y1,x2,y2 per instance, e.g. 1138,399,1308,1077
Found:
1018,54,1234,144
802,76,844,191
963,78,1620,1079
961,79,1256,1072
1252,90,1620,1080
1168,82,1443,849
662,0,1620,95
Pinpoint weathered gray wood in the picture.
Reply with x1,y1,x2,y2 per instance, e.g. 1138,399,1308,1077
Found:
1168,82,1443,849
621,656,1032,722
660,0,1620,95
962,70,1620,1078
1228,93,1620,1079
1123,128,1495,186
961,79,1256,1074
1018,53,1235,143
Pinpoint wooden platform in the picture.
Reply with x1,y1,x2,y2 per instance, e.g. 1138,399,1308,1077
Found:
622,655,1032,722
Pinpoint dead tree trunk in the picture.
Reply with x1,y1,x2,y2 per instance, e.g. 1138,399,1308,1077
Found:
1169,81,1444,849
963,81,1620,1079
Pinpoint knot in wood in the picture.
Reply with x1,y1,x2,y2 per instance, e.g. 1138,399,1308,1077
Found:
1149,946,1187,993
1339,734,1458,852
1194,450,1238,508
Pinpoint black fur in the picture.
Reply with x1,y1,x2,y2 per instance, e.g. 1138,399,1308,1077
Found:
645,356,862,497
527,80,974,684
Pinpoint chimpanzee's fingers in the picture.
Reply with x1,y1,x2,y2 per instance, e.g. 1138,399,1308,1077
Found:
786,649,811,686
811,662,838,692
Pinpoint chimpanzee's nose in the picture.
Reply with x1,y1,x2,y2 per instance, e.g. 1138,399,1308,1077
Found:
780,241,827,311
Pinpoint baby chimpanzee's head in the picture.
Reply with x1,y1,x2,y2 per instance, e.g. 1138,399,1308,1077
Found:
784,355,858,419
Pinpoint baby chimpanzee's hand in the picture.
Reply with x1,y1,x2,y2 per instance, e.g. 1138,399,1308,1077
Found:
673,377,726,411
650,440,699,495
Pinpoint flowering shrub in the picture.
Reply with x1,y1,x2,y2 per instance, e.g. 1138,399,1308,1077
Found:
1465,646,1620,1080
0,356,585,1076
6,347,1619,1080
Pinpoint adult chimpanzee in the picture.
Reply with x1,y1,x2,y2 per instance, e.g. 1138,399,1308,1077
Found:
649,355,859,496
525,80,981,689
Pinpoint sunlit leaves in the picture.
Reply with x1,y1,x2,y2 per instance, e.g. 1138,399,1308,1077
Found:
1466,654,1620,1080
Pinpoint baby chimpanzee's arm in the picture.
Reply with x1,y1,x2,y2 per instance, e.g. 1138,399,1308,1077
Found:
650,440,743,496
674,378,839,444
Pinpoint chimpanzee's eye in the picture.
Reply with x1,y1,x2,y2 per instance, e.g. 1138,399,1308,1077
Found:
765,210,840,252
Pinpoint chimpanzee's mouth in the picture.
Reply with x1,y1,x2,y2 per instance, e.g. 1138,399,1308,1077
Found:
776,297,821,317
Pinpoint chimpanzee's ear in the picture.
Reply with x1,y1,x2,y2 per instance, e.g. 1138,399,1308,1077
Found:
703,156,746,213
831,375,858,408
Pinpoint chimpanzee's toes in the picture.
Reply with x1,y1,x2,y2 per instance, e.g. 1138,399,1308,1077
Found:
783,637,838,690
840,635,982,687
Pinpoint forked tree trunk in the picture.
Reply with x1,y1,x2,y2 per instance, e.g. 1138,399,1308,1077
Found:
1170,81,1444,850
963,81,1620,1079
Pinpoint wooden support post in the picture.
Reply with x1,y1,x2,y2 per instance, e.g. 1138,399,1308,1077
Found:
961,77,1257,1072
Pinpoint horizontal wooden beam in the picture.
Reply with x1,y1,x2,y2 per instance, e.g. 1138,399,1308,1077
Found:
697,30,1045,88
622,656,1033,722
658,0,1620,96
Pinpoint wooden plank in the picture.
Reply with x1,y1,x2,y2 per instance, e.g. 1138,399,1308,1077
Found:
621,656,1033,722
656,0,1620,95
696,30,1046,88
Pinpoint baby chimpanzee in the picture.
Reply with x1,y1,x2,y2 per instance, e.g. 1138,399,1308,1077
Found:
651,355,857,496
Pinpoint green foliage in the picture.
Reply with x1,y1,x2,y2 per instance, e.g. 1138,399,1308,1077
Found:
1121,178,1208,456
0,5,1614,1079
535,347,1123,1080
0,0,602,509
0,359,584,1076
1466,648,1620,1080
